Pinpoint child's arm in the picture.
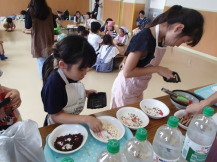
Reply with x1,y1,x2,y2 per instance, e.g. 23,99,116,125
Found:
13,23,16,30
0,86,21,110
123,51,174,78
51,112,103,132
185,91,217,116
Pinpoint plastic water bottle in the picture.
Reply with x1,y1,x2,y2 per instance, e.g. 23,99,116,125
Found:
181,107,217,162
124,128,153,162
152,116,183,162
97,139,127,162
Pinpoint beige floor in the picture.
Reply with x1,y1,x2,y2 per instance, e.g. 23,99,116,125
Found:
0,21,217,127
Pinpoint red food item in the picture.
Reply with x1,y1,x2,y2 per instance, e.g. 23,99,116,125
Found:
132,117,137,122
159,110,163,116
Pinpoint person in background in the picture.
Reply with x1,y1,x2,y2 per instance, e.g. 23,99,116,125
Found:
20,10,32,34
25,0,56,78
41,35,102,132
73,11,84,24
81,30,90,39
93,34,119,72
56,11,66,20
100,18,112,32
0,41,8,60
3,18,16,32
132,10,149,35
92,0,103,20
77,26,85,35
88,21,102,52
86,11,97,29
113,26,129,46
111,5,204,108
105,21,117,38
0,85,21,132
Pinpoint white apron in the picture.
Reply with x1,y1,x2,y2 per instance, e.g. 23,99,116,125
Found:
111,25,166,108
47,69,86,125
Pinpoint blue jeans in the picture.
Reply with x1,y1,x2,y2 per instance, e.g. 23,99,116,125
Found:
37,57,47,79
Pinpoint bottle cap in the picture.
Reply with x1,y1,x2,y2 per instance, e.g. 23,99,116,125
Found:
135,128,148,141
107,139,120,154
203,106,214,116
167,116,179,127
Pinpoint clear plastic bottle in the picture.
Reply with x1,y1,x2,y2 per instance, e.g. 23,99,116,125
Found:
181,106,217,162
97,139,127,162
152,116,183,162
124,128,153,162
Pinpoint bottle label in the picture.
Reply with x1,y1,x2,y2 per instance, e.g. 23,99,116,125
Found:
181,134,212,161
153,152,179,162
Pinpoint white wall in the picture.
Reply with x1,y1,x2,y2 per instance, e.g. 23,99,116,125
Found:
166,0,217,11
150,0,166,9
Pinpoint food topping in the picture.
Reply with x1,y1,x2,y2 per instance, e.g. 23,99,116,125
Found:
144,106,163,117
179,116,193,127
121,113,143,127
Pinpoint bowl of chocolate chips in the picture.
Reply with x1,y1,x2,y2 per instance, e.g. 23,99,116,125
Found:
48,124,88,154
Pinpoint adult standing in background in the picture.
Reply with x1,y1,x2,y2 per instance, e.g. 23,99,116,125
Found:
93,0,103,20
25,0,56,78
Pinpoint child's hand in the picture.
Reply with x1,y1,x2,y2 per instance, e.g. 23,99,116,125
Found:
157,66,174,79
185,101,205,117
5,89,21,110
86,116,103,132
86,89,97,98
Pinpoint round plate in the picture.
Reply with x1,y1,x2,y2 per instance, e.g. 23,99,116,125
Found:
89,116,125,143
140,99,170,119
116,107,149,130
48,124,88,154
174,110,188,130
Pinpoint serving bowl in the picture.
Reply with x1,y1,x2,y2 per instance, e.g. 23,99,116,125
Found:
116,107,149,130
170,90,200,109
48,124,88,154
89,116,125,143
140,99,170,119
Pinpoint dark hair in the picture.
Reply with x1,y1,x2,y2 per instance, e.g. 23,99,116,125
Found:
81,30,90,37
103,35,113,45
91,21,101,33
91,11,96,19
150,5,204,47
77,26,85,33
86,12,91,17
139,10,145,15
105,18,113,24
28,0,50,20
20,10,27,15
42,35,97,83
6,18,12,23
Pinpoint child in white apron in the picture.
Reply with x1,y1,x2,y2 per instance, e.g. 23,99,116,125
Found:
42,35,102,133
111,5,204,108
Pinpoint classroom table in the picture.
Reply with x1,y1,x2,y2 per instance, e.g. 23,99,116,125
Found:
39,86,217,148
57,20,86,34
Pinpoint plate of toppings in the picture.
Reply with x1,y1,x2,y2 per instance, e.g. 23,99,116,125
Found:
140,99,170,119
48,124,88,154
89,116,125,143
174,110,193,130
116,107,149,130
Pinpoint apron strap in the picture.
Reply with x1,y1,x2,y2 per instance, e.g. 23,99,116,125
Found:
58,68,69,84
102,45,114,62
155,24,159,46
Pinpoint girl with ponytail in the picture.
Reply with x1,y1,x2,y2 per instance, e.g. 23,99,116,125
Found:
41,35,102,133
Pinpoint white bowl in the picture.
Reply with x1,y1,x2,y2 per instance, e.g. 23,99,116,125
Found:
174,110,188,130
140,99,170,119
116,107,149,130
48,124,88,154
170,90,200,109
89,116,125,143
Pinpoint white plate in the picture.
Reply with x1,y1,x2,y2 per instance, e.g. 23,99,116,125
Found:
48,124,88,154
140,99,170,119
174,110,188,130
116,107,149,130
89,116,125,143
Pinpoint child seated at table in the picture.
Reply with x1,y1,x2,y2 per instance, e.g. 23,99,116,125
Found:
105,21,117,38
113,26,129,46
3,18,16,32
41,35,102,132
77,26,85,35
93,34,119,72
88,21,102,52
100,18,113,32
73,11,84,24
